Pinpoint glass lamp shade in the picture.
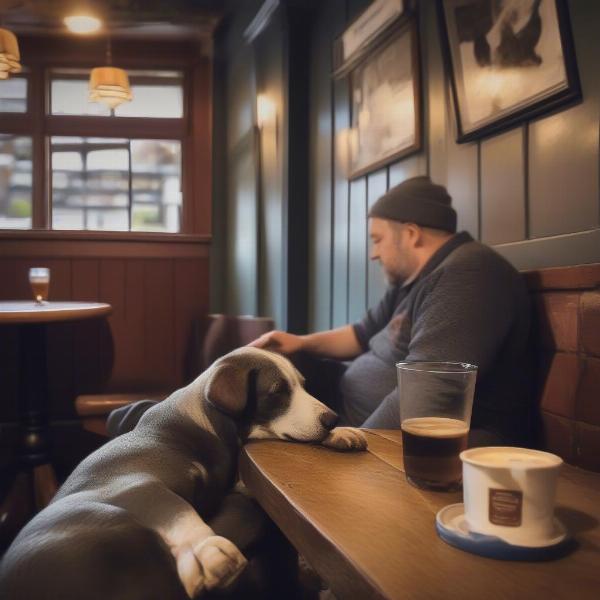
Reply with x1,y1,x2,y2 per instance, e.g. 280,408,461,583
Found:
88,66,133,109
0,28,22,80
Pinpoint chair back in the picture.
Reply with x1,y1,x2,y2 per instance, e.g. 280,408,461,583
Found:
201,314,275,371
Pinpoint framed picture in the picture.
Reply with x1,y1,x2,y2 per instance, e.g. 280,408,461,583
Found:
437,0,581,143
333,0,407,78
348,20,421,180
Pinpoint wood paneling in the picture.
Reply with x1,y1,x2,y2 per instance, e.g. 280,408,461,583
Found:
332,76,351,328
524,262,600,291
481,127,526,245
307,0,341,332
423,0,446,184
144,259,176,388
367,170,388,309
0,234,209,258
255,9,285,328
118,260,147,389
0,243,210,424
348,178,367,323
227,131,259,316
529,104,599,238
175,258,210,383
445,126,479,238
496,230,600,271
388,155,427,187
190,57,213,236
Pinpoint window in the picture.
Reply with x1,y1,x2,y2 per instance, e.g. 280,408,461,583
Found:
51,137,181,232
50,69,184,118
0,76,27,113
0,39,206,236
0,134,33,229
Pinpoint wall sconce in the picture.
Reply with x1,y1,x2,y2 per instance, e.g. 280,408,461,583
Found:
0,27,22,80
89,38,132,109
256,94,276,129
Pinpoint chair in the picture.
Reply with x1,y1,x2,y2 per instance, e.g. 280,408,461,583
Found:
75,314,275,436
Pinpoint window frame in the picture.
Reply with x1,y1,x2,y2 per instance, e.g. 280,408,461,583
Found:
0,35,211,239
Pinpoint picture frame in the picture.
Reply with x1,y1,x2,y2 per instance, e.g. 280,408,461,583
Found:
333,0,407,78
348,20,422,180
437,0,581,143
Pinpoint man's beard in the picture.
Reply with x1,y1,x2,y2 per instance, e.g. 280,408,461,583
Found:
383,268,404,286
384,265,417,287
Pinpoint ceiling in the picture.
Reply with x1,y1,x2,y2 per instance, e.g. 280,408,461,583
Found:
0,0,227,39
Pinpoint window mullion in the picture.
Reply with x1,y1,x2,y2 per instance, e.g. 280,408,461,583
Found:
31,64,48,229
127,140,133,231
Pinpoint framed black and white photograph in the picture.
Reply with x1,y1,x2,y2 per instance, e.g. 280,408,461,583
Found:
333,0,407,78
438,0,581,143
348,20,421,180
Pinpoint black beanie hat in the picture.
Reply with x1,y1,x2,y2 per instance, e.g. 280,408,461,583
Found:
368,176,457,233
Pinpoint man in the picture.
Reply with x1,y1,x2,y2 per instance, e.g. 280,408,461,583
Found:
250,176,532,445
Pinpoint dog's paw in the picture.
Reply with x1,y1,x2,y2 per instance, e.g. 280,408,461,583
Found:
194,535,247,592
321,427,367,452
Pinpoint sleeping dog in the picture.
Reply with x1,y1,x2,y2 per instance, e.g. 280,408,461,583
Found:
0,347,366,600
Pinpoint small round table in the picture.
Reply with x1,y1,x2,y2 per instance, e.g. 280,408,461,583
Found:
0,301,111,545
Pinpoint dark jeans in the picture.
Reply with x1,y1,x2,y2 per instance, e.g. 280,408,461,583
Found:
289,352,348,416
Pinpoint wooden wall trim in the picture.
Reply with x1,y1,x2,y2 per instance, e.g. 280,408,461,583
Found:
0,238,210,259
495,229,600,272
523,263,600,291
0,230,210,243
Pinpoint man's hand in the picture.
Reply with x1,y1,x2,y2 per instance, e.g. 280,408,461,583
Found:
247,330,304,355
248,325,362,360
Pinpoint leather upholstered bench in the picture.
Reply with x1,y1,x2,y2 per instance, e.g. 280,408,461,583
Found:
524,263,600,472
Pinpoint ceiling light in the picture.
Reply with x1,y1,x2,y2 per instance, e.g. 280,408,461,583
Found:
64,15,102,34
89,39,132,110
0,28,21,80
89,67,132,108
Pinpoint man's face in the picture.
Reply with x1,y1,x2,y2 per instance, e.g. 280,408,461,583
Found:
369,218,418,285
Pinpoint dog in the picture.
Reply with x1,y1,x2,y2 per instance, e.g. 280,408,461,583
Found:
0,347,367,600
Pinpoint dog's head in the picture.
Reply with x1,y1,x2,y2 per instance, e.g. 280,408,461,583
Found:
203,347,338,443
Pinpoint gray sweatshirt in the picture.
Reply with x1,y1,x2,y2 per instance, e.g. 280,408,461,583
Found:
343,232,532,443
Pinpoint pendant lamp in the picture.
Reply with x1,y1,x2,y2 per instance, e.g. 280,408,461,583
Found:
89,38,132,109
0,27,22,80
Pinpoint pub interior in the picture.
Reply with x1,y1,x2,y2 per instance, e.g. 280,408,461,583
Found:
0,1,599,598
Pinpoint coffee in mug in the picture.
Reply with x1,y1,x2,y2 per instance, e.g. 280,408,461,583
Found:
461,447,563,546
401,417,469,490
29,267,50,303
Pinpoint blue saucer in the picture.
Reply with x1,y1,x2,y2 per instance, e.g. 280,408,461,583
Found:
436,503,574,561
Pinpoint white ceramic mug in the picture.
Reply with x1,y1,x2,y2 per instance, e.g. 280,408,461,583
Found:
460,446,563,546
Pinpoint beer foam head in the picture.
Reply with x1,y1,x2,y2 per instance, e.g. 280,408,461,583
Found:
461,447,562,469
401,417,469,438
29,267,49,282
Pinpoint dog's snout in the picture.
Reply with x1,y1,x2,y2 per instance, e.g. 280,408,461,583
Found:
319,410,339,431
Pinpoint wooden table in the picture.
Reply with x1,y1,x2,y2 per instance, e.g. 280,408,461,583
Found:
0,301,111,546
240,430,600,600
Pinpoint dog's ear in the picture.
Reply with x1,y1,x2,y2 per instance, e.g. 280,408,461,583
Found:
204,361,257,417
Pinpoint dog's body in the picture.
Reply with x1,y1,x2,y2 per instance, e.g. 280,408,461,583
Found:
0,348,366,600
